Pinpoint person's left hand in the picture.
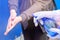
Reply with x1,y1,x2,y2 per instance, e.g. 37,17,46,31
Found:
50,28,60,34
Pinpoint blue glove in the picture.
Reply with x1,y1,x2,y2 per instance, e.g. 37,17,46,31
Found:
49,27,60,38
41,17,58,37
33,10,60,38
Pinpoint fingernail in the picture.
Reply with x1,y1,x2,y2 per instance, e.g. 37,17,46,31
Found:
4,31,8,35
4,32,7,35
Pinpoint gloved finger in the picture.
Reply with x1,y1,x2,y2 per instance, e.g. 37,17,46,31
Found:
47,34,60,39
49,28,60,34
4,17,15,35
33,17,38,27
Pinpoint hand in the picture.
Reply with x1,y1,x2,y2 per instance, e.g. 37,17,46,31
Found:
4,9,22,35
4,9,17,35
4,16,22,35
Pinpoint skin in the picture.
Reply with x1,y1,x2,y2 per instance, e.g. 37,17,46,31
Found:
4,9,22,35
4,0,54,35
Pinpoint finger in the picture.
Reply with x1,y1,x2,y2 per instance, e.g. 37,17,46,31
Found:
4,16,20,35
4,17,18,35
8,16,15,21
4,14,17,35
47,34,60,38
50,28,60,34
4,17,14,35
7,16,16,30
9,17,20,30
4,21,12,35
11,17,19,27
4,24,13,35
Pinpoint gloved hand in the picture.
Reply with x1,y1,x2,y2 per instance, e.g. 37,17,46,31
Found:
33,10,60,27
33,10,60,39
47,28,60,39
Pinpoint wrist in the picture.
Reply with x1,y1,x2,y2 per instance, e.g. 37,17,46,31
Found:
18,16,22,22
10,9,16,13
10,9,17,16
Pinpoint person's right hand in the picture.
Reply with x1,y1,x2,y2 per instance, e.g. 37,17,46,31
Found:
47,28,60,38
4,9,17,35
4,9,22,35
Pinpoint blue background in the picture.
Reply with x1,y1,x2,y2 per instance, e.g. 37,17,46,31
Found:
54,0,60,9
0,0,60,40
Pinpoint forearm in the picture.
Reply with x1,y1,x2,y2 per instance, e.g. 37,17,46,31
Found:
8,0,18,12
20,2,43,22
20,0,52,22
